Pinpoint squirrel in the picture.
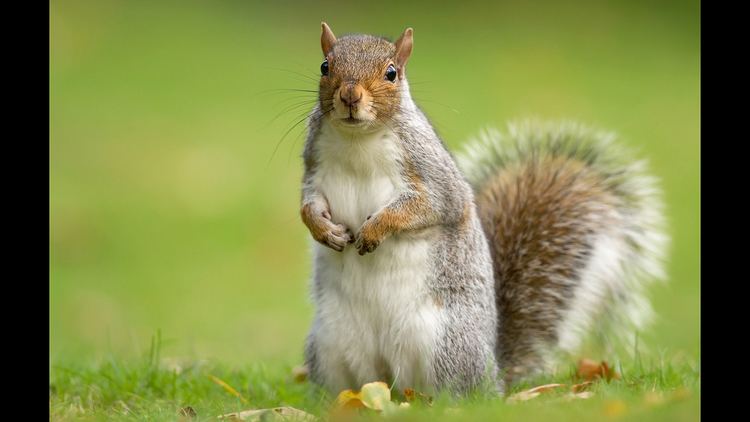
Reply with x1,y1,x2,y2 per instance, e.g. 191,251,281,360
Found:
299,23,667,395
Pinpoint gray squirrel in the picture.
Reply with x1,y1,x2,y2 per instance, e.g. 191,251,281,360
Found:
299,23,667,395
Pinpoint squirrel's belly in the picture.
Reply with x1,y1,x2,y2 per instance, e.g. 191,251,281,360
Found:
311,128,441,389
313,233,442,390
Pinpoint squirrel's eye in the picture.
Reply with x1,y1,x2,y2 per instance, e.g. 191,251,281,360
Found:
385,64,397,82
321,60,329,76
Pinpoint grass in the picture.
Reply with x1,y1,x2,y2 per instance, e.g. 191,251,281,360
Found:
50,0,699,420
50,332,700,421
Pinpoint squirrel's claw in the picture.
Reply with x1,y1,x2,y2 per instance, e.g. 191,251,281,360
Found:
321,223,352,252
355,215,384,255
309,215,352,252
354,232,381,255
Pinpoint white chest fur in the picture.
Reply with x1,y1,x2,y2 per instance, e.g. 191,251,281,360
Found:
312,124,403,229
309,122,442,391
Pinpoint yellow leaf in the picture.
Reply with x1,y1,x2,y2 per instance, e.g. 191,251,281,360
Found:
334,389,365,410
360,381,391,410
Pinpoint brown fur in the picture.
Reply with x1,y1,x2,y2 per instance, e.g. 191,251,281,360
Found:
475,155,619,383
318,34,402,123
393,28,414,78
321,22,336,55
355,163,432,255
301,198,353,252
300,202,328,241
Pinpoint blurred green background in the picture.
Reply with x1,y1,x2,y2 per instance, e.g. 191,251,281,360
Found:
50,0,699,367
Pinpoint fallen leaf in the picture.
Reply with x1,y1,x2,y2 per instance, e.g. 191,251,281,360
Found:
331,382,413,418
332,382,392,411
571,381,594,393
218,406,316,421
292,365,309,383
208,375,249,404
334,389,366,410
403,388,433,406
507,383,567,402
576,359,620,381
359,381,391,410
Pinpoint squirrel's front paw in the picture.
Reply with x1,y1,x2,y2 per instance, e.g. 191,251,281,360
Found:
355,217,385,255
302,204,353,252
317,221,353,252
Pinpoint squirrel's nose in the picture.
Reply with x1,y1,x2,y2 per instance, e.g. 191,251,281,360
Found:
339,84,363,107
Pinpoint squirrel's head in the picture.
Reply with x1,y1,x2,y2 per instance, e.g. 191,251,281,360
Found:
318,23,413,131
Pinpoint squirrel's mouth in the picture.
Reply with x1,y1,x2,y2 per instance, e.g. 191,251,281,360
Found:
341,117,365,125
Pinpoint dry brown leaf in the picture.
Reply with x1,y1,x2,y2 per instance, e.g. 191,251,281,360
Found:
507,383,567,402
291,365,309,383
524,383,567,394
576,359,620,381
571,381,594,393
577,358,602,380
218,406,316,421
403,388,433,406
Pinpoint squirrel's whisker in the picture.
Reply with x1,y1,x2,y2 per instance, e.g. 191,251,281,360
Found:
266,100,326,129
269,106,332,167
266,67,321,83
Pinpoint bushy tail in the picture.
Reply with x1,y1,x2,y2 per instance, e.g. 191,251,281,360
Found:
456,120,668,383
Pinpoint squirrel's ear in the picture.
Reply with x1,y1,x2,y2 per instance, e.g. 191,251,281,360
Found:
394,27,413,78
321,22,336,56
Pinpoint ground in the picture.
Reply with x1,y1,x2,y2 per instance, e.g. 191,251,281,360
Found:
50,340,700,420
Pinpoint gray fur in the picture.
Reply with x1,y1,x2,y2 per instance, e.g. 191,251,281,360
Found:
302,75,499,394
300,32,668,395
